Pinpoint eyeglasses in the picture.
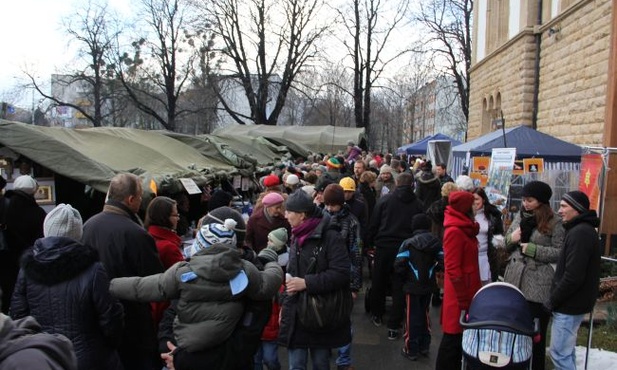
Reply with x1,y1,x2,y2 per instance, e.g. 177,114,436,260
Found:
170,214,180,218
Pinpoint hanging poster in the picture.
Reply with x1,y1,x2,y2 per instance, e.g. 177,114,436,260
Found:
471,157,490,186
579,154,603,211
513,160,525,175
485,148,516,210
523,158,544,174
489,148,516,171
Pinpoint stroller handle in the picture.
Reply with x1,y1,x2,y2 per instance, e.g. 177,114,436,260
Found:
459,311,536,336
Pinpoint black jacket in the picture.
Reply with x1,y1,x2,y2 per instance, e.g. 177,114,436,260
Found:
415,171,441,211
550,211,601,315
0,190,46,313
278,211,351,349
482,204,505,282
394,229,444,295
82,201,164,352
10,237,124,370
366,185,424,249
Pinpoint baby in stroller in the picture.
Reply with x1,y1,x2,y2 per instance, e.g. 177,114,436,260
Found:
460,282,539,369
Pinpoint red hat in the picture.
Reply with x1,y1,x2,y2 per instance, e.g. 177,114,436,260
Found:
263,174,281,188
448,191,475,213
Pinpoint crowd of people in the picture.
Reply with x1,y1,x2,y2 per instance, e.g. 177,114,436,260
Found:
0,141,602,370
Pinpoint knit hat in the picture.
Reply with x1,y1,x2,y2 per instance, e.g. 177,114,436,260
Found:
43,204,83,240
268,227,288,249
379,165,393,175
323,184,345,206
448,191,475,214
262,192,285,208
301,185,316,198
339,177,356,192
263,174,281,188
201,206,247,247
347,140,355,146
562,191,590,214
314,178,334,193
191,219,237,255
285,190,315,213
12,175,38,195
326,157,343,169
411,213,431,231
285,174,300,186
207,189,233,211
455,175,474,191
521,181,552,204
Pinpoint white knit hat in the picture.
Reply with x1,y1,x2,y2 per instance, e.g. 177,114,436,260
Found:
455,175,475,191
44,204,83,240
13,175,38,195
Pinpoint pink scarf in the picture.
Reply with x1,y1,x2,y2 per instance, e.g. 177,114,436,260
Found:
291,217,322,248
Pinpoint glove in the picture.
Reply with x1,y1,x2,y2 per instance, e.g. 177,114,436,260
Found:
258,247,278,263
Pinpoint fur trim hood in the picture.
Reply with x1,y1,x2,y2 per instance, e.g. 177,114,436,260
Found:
21,237,99,285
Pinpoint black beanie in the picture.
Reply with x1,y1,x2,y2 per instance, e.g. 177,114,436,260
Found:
521,181,552,204
323,184,345,206
314,178,334,193
285,190,316,213
208,189,234,211
562,191,590,214
411,213,431,231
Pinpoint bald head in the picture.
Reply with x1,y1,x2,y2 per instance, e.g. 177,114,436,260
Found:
108,173,143,213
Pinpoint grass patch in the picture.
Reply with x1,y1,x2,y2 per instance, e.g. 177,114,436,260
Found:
578,324,617,351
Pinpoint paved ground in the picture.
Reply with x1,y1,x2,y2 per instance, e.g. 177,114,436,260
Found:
277,283,444,369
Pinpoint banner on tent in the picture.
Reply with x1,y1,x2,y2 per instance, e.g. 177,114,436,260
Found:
579,154,603,211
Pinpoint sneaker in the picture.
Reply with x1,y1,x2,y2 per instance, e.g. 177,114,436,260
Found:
371,315,382,327
401,348,418,361
387,329,399,340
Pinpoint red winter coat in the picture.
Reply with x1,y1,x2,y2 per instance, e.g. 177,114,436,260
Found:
148,225,184,326
441,191,481,334
261,285,284,341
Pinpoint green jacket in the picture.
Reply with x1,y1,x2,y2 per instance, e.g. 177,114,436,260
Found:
110,245,283,352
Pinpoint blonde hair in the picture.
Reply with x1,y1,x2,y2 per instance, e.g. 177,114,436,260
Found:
441,182,459,197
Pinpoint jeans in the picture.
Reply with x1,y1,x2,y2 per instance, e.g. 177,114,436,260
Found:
254,341,281,370
549,312,584,370
288,347,330,370
336,326,354,366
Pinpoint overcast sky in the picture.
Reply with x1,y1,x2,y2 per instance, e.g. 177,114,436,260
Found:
0,0,131,107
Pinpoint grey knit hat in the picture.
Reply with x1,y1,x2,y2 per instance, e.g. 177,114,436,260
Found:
285,190,315,213
44,204,83,240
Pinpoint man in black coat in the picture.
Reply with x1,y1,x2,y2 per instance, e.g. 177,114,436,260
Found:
82,173,164,370
548,191,601,370
366,173,424,340
0,175,46,313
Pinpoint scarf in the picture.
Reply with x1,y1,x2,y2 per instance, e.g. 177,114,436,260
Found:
103,199,144,227
291,217,322,248
519,209,537,243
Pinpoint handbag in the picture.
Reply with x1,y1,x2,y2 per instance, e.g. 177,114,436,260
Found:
296,244,353,331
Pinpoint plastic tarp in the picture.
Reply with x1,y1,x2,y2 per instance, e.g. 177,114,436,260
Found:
452,125,582,161
213,124,366,155
0,120,236,193
398,133,462,155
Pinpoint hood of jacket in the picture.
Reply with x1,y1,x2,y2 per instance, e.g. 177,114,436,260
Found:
563,210,600,230
189,245,244,282
393,185,417,204
416,171,440,186
444,206,479,238
22,237,99,285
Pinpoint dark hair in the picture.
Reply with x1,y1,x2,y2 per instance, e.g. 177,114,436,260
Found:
396,172,414,186
145,196,177,229
472,187,498,219
436,163,447,170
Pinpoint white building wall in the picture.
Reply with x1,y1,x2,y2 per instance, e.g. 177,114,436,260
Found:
476,0,488,61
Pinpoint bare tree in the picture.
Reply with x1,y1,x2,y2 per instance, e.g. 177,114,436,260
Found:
335,0,412,144
115,0,204,131
25,0,122,127
204,0,329,126
415,0,472,135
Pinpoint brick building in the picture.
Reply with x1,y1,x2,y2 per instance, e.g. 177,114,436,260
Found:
469,0,617,252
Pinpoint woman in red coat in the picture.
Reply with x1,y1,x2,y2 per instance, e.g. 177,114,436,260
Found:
435,191,482,370
145,196,185,326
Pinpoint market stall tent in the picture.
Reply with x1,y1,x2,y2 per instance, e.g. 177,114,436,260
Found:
451,125,583,178
397,133,462,155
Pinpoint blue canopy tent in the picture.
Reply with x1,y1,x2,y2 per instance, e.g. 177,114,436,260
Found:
397,133,462,155
451,125,583,178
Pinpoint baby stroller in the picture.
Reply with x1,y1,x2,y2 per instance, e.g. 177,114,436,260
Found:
460,282,539,369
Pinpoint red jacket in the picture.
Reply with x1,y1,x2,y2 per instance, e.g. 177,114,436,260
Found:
441,191,481,334
261,284,284,341
148,225,184,326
